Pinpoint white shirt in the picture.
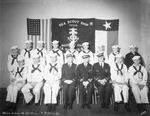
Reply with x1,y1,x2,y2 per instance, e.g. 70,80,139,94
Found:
111,63,128,83
128,64,147,85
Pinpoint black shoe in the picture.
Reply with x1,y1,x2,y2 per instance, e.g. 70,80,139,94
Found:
63,104,68,110
11,106,16,112
101,103,105,109
81,104,85,109
137,104,143,112
52,105,56,112
114,103,119,112
86,104,91,109
26,98,34,105
105,104,109,109
3,102,12,112
35,101,40,106
47,104,52,112
69,104,73,110
125,104,131,112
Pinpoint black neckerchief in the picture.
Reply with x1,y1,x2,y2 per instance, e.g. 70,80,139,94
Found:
52,50,60,56
133,65,143,76
31,64,41,73
24,49,32,58
49,63,58,73
116,63,123,75
11,54,18,65
37,49,43,57
15,67,24,77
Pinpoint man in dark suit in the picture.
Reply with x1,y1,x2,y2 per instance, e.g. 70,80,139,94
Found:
61,53,77,110
76,55,93,109
92,53,112,109
124,45,144,69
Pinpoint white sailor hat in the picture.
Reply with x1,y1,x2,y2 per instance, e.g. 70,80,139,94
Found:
52,40,59,44
66,53,73,58
96,52,104,57
82,42,89,46
11,46,19,50
132,55,140,60
116,54,124,58
25,40,33,44
112,45,120,49
129,44,138,49
37,40,44,44
69,41,75,46
17,55,24,61
82,54,90,59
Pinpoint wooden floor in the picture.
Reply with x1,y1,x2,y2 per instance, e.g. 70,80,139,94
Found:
0,88,150,116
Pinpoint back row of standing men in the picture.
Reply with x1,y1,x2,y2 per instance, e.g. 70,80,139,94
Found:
5,40,149,115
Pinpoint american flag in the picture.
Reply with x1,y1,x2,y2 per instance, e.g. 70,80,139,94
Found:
27,18,52,51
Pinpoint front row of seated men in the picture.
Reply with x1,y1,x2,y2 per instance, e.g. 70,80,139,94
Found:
4,46,149,115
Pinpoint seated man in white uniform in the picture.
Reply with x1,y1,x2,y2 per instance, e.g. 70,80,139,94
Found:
128,55,149,114
43,53,61,113
21,53,44,105
3,55,27,112
111,54,130,112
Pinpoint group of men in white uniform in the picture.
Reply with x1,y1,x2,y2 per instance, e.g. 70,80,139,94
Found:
4,39,149,115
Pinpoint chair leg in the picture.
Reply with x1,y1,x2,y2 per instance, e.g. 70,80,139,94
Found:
76,87,79,104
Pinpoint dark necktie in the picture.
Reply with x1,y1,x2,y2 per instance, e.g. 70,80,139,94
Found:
37,49,43,57
52,50,60,56
112,53,116,62
15,67,24,77
116,63,123,75
49,63,58,73
11,54,18,65
24,49,32,58
31,64,41,73
133,66,143,76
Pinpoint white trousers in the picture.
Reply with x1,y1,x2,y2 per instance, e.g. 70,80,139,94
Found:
21,81,43,104
113,84,129,103
131,84,149,103
6,82,25,103
43,82,60,104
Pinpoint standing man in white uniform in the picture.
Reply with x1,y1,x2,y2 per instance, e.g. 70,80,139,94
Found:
109,45,121,67
49,40,64,67
79,42,94,65
21,40,34,68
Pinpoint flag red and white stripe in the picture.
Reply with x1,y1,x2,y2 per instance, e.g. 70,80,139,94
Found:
27,18,52,51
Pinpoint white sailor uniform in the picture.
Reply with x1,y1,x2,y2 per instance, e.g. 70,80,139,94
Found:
111,63,129,103
43,63,61,104
129,64,149,103
21,63,44,104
